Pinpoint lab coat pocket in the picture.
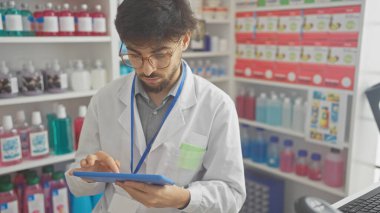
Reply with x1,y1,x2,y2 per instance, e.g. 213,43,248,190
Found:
177,143,206,171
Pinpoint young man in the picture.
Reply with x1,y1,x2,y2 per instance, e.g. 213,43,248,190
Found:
65,0,246,212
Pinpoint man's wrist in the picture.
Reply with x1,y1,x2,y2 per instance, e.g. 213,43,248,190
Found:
177,187,191,209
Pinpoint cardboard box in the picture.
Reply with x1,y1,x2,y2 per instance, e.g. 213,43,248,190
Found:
235,59,252,78
298,64,325,86
324,66,355,90
236,12,255,40
329,6,361,41
301,41,329,65
277,10,303,40
256,11,278,39
327,41,357,67
276,40,301,63
303,8,331,40
274,63,299,83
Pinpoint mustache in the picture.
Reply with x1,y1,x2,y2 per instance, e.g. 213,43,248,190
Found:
138,73,162,78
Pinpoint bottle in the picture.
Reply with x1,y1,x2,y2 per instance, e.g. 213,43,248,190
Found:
21,61,44,96
0,61,19,98
0,2,6,36
72,5,79,33
50,171,70,213
42,2,59,36
251,128,267,163
92,4,106,36
280,140,295,173
236,88,245,118
0,182,18,213
267,136,280,168
267,93,282,126
323,148,345,187
91,59,107,90
308,153,322,181
5,1,23,36
15,110,31,159
20,3,34,36
29,111,49,159
41,165,54,213
24,175,45,213
240,125,250,158
292,98,305,133
51,105,74,155
74,105,87,150
13,171,26,212
58,3,75,36
244,88,256,120
33,4,44,36
0,115,22,166
76,4,92,36
47,102,58,152
46,60,68,93
282,97,292,129
295,149,308,176
256,93,267,123
71,60,91,91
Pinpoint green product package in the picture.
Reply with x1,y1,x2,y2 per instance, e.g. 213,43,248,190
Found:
177,143,206,170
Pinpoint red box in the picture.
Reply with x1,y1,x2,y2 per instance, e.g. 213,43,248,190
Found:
298,64,325,86
235,12,255,41
329,6,361,41
252,64,275,81
324,66,355,91
277,10,303,40
274,63,299,84
256,11,279,39
303,8,330,41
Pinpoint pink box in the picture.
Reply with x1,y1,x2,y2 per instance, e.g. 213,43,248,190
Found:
256,11,279,39
327,41,358,68
235,12,255,41
274,63,299,84
329,6,361,41
277,10,303,40
324,66,355,90
298,64,325,86
303,8,330,40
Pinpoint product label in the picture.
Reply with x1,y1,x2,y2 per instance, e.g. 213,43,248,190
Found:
10,77,18,94
60,73,68,89
43,16,59,33
78,17,92,32
22,16,33,31
0,200,18,213
328,43,357,67
52,188,69,213
256,12,278,34
0,16,3,30
30,131,49,157
93,17,106,33
27,193,45,213
303,9,330,35
59,16,75,32
0,135,22,162
5,14,22,31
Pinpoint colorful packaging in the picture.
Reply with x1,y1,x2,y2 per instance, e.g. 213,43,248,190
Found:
274,63,298,83
277,10,303,40
327,41,357,67
303,8,331,40
235,12,255,41
256,11,278,39
300,41,329,65
329,6,361,41
276,40,301,64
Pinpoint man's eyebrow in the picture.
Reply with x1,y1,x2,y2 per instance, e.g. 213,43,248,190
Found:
126,46,171,54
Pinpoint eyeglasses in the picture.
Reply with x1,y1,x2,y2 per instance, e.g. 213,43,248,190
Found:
119,39,182,69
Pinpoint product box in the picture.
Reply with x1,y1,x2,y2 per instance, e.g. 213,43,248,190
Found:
254,40,277,64
329,6,361,41
252,64,272,80
277,10,303,40
324,66,355,90
327,41,357,68
256,11,278,39
276,40,301,63
274,63,299,83
236,42,247,59
236,12,255,40
246,40,256,60
303,8,331,40
235,60,252,78
300,41,329,65
298,64,325,86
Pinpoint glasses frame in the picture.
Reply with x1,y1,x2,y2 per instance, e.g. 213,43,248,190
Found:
119,39,182,70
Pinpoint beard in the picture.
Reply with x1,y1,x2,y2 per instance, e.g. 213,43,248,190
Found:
138,62,181,93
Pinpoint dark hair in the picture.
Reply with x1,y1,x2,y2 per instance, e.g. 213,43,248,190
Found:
115,0,197,45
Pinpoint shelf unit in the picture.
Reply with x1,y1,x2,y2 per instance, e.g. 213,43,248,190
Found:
239,118,304,138
0,36,112,43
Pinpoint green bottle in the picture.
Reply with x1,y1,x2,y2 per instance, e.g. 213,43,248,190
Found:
5,1,23,36
0,2,6,36
20,3,34,36
51,105,74,155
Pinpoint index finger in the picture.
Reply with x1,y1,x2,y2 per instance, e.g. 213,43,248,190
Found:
95,151,120,173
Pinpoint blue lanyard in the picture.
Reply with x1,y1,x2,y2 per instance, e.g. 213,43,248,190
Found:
130,62,187,174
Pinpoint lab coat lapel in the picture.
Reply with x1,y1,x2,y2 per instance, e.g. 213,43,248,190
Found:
117,74,147,157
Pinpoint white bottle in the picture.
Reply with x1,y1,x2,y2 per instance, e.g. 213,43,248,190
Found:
282,97,292,129
91,60,107,90
292,98,305,133
71,60,91,91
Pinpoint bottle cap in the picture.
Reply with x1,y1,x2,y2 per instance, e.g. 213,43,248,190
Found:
81,4,88,11
0,183,13,192
95,59,103,68
23,61,35,73
95,4,102,11
284,139,293,147
26,175,40,186
42,165,54,174
51,60,61,72
298,149,308,157
295,98,303,105
284,97,291,104
16,110,26,123
24,170,37,179
8,1,15,8
2,115,13,131
0,61,9,75
52,171,65,180
32,111,42,125
76,60,84,70
63,3,70,10
57,105,67,119
78,105,87,117
46,2,53,9
20,2,29,10
269,136,279,143
260,93,267,98
311,153,321,161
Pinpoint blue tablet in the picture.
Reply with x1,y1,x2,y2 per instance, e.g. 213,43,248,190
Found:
72,171,175,185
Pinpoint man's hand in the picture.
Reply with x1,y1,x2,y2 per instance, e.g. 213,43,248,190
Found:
115,181,190,209
69,151,121,182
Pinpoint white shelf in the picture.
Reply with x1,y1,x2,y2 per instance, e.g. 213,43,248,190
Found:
243,159,346,197
183,51,230,58
234,77,354,95
239,118,304,138
236,1,362,12
0,36,112,44
0,152,75,175
0,90,97,106
209,76,230,83
205,19,231,24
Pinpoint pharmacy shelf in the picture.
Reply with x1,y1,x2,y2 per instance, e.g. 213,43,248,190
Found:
236,1,362,12
0,36,112,44
0,152,75,175
0,90,97,106
209,76,230,83
243,159,346,197
205,19,231,24
239,118,304,138
183,51,230,58
234,77,354,95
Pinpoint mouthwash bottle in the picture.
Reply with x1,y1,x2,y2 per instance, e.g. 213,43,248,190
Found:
92,4,106,36
24,175,45,213
51,171,70,213
77,4,92,36
0,182,18,213
41,165,54,213
42,2,59,36
51,105,73,155
0,115,22,166
29,111,49,159
20,3,34,36
15,110,31,159
58,3,75,36
0,2,6,36
5,1,22,36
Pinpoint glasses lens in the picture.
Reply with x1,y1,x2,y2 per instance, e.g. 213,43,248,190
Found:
123,54,142,68
151,53,171,69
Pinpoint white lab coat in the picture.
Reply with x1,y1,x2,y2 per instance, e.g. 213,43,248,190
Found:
65,61,246,213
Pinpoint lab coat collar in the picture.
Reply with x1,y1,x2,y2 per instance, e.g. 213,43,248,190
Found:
117,60,197,156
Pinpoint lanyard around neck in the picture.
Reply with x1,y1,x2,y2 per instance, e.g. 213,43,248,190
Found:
130,62,187,174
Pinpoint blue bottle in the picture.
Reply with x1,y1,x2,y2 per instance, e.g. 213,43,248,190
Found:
69,192,92,213
91,193,103,209
51,105,74,155
251,128,267,163
256,93,267,123
267,136,280,168
267,94,282,126
240,125,251,158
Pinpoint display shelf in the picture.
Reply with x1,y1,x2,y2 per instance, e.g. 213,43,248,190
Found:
0,36,112,44
239,118,304,138
209,76,230,83
0,152,76,175
234,77,354,95
236,1,361,12
205,19,231,24
243,159,346,197
183,51,230,58
0,90,97,106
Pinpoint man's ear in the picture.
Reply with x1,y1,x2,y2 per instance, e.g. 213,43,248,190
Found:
181,32,192,51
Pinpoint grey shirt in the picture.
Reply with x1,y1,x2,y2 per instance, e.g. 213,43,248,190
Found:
135,75,181,145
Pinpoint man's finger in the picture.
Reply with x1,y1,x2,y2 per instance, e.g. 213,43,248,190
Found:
83,154,99,167
95,151,120,173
